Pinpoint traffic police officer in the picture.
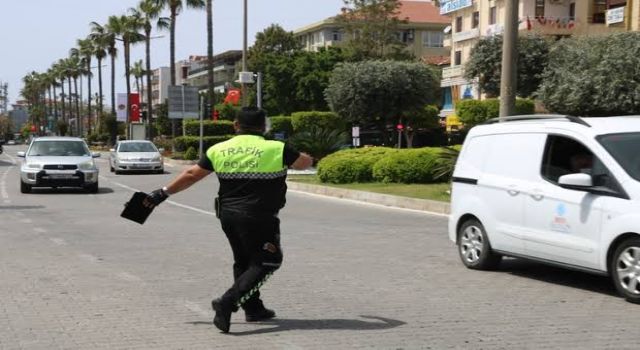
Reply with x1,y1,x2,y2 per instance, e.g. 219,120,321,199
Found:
145,107,312,333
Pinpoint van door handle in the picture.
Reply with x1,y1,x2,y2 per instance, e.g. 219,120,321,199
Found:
530,190,545,201
507,185,519,196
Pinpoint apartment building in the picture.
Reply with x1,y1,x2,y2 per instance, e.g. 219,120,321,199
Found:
439,0,633,117
294,0,450,61
185,50,242,94
150,67,170,110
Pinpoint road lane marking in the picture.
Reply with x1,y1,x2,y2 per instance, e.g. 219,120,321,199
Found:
183,300,211,318
34,227,47,233
49,238,67,246
100,176,215,217
20,218,33,224
115,271,141,282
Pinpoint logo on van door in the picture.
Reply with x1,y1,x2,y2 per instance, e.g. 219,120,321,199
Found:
551,203,571,233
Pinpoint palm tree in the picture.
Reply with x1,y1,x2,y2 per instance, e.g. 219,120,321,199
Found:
206,0,214,112
72,38,95,135
131,0,169,140
131,59,145,95
64,54,85,136
21,72,47,135
52,60,67,125
154,0,205,86
45,68,59,129
91,35,107,133
107,15,145,127
90,21,117,126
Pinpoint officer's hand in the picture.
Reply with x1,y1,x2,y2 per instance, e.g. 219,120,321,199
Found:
144,188,169,208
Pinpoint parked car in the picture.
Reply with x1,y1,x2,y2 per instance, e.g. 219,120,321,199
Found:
17,137,100,193
109,140,164,174
449,115,640,303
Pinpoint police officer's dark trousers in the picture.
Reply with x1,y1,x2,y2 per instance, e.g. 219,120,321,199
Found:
217,210,283,312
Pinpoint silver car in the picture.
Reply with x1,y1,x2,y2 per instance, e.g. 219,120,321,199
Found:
18,137,100,193
109,140,164,174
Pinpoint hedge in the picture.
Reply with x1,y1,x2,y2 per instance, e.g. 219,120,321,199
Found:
372,148,440,183
291,111,345,132
457,98,536,126
173,135,233,152
269,116,293,137
183,120,234,137
317,147,396,183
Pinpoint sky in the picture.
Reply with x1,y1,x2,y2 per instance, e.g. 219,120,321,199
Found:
0,0,346,107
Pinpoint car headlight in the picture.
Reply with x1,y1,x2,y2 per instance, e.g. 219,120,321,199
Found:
26,163,42,169
152,155,162,162
79,160,95,170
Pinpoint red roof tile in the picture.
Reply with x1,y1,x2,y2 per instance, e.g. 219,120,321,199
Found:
398,1,450,24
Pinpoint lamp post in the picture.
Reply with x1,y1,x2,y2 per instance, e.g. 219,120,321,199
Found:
242,0,248,107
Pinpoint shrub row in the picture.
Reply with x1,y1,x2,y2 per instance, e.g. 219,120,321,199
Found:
269,116,293,137
317,147,456,184
291,111,345,132
456,98,535,126
183,120,234,137
173,135,233,152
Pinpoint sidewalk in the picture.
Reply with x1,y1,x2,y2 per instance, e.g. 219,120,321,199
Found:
163,158,451,215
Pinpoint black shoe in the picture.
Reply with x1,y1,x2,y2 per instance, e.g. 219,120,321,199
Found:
245,307,276,322
211,299,233,333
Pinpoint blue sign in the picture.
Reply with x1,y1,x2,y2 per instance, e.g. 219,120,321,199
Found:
440,0,473,15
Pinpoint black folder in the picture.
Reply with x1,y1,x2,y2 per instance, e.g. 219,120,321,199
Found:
121,192,154,224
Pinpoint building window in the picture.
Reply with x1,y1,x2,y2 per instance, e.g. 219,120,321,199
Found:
569,2,576,20
592,0,607,23
535,0,545,18
455,16,463,32
489,6,497,25
332,30,342,42
423,31,444,47
401,30,415,43
472,11,480,28
454,50,462,66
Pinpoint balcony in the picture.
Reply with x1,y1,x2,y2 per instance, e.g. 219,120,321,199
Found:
452,28,479,43
442,66,464,80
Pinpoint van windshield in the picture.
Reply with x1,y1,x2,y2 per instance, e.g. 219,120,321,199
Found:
598,132,640,181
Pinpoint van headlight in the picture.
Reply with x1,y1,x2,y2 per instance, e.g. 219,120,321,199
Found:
78,160,95,170
26,163,42,169
152,155,162,162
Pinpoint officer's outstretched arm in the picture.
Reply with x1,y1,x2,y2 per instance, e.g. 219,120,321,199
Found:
145,165,212,207
290,153,313,170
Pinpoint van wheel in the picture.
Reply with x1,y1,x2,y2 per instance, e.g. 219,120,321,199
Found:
611,237,640,303
86,182,99,194
20,180,31,194
457,219,502,270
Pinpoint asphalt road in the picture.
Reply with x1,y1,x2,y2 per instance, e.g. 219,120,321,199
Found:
0,144,639,349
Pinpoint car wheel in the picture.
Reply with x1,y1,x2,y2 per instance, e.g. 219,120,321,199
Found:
110,165,115,172
156,169,164,174
457,219,502,270
20,180,31,194
86,182,99,194
610,237,640,303
115,170,122,175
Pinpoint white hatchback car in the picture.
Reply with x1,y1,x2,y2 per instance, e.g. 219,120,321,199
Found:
450,115,640,303
109,140,164,174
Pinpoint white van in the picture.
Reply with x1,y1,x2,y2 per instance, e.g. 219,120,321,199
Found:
449,115,640,303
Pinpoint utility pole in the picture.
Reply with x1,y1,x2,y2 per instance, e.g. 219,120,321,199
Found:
241,0,248,107
499,0,519,117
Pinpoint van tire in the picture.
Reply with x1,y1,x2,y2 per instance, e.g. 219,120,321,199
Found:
610,237,640,303
457,219,502,270
20,180,31,194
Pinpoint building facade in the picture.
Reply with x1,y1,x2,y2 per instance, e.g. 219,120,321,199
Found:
150,67,171,110
8,101,29,130
294,0,450,61
439,0,632,117
185,50,242,94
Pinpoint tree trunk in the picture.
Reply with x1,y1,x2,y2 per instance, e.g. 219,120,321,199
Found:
97,56,104,133
145,26,154,140
170,7,177,143
67,77,73,135
52,84,59,131
87,57,92,135
207,0,214,115
125,40,132,132
74,76,80,136
60,78,66,125
110,48,117,145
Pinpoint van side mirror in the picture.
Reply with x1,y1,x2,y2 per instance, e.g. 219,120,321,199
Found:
92,152,101,158
109,148,115,152
158,148,165,153
558,173,593,189
16,151,25,158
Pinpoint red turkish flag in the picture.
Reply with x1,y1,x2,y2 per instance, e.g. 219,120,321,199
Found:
224,89,241,106
129,93,140,122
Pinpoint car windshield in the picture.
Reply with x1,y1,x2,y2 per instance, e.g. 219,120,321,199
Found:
118,142,157,152
28,141,90,157
598,132,640,181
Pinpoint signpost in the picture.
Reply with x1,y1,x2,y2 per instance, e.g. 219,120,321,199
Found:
352,126,360,147
168,86,200,120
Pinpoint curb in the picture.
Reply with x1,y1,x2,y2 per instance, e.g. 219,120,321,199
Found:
286,181,451,215
164,158,196,166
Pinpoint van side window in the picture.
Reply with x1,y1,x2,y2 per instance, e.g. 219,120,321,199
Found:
541,135,621,191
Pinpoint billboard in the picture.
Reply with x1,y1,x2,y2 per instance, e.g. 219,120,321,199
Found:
168,85,200,119
116,93,127,122
439,0,473,15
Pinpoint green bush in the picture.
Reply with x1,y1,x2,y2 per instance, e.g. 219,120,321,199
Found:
183,120,235,137
515,98,535,115
372,148,441,183
291,111,345,132
317,147,396,183
183,146,198,160
269,116,293,137
288,127,349,161
484,98,501,120
173,135,233,152
456,100,487,126
215,103,240,121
